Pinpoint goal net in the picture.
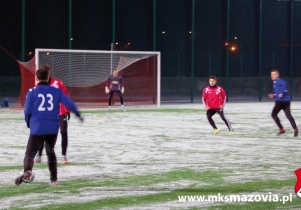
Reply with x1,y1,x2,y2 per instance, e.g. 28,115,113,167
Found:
16,49,161,108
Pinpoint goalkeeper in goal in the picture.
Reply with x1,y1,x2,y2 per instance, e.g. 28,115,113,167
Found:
105,69,125,111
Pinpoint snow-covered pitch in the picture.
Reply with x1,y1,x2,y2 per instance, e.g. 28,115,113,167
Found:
1,102,301,209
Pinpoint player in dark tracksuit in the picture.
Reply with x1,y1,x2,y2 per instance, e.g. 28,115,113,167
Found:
15,65,83,186
105,69,125,111
269,69,298,137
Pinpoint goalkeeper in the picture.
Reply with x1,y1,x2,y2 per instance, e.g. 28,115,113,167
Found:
105,69,125,111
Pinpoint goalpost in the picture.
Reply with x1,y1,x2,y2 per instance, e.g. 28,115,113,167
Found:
17,48,161,108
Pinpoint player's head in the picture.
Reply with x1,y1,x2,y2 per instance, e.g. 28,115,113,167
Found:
209,75,217,86
36,65,50,82
271,69,280,81
113,69,118,76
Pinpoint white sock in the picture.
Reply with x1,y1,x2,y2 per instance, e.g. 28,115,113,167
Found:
108,106,111,110
121,105,124,109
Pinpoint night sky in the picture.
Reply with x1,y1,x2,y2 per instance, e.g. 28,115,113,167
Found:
1,0,301,77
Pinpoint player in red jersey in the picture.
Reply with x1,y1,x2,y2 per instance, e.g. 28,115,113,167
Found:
34,65,71,164
202,75,234,134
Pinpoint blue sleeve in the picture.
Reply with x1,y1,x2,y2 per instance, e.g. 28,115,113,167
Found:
24,89,34,123
277,79,287,94
59,90,81,117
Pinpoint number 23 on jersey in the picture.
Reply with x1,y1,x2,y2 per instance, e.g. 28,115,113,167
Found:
38,93,54,111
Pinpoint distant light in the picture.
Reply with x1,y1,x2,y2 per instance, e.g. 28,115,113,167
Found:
27,51,33,56
189,31,192,34
127,42,131,45
225,42,229,46
234,36,238,40
230,46,237,52
115,42,119,45
46,52,50,56
162,31,166,34
70,38,73,41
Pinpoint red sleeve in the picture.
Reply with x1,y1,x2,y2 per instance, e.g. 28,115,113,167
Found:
220,87,226,106
202,87,208,106
58,80,70,97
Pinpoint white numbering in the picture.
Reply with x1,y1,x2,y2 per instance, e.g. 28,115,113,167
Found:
38,93,54,111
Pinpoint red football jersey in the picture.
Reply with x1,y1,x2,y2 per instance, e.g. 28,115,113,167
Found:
49,78,70,116
202,85,226,109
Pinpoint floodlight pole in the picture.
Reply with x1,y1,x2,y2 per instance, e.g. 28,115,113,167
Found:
226,0,230,102
190,0,195,103
21,0,25,62
69,0,72,49
290,0,294,99
258,0,262,101
153,0,157,51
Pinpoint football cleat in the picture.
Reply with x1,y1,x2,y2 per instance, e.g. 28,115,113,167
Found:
62,155,68,164
15,170,34,185
51,181,58,186
229,131,235,135
214,129,219,134
277,128,285,136
294,129,299,137
34,155,42,163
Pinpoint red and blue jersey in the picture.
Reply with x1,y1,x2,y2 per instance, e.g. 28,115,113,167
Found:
24,82,81,135
106,75,123,91
202,85,226,109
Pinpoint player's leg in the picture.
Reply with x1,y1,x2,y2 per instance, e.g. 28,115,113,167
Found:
16,135,43,185
271,101,285,135
116,90,125,111
44,134,58,185
282,102,298,137
59,114,69,164
108,91,114,110
206,109,219,133
217,109,234,134
34,142,45,163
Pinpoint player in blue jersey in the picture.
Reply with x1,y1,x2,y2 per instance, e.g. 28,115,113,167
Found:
105,69,125,111
15,65,83,186
268,69,298,137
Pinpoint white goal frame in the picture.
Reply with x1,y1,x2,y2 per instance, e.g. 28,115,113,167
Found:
35,48,161,108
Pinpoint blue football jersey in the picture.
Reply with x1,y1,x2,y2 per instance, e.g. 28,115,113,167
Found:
24,82,81,135
273,78,291,101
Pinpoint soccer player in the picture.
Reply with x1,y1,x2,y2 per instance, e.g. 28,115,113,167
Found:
105,69,125,111
202,75,234,134
268,69,298,137
15,65,83,186
34,66,71,164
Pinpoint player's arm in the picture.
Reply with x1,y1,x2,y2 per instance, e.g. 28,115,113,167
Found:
277,80,288,98
58,80,71,114
105,77,110,93
120,76,124,93
220,88,227,109
59,90,83,122
24,89,34,127
202,89,208,109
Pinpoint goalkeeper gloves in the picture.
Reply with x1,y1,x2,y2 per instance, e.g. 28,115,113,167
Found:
121,87,125,94
105,87,109,94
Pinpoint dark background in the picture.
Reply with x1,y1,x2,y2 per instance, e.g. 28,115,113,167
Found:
1,0,301,100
